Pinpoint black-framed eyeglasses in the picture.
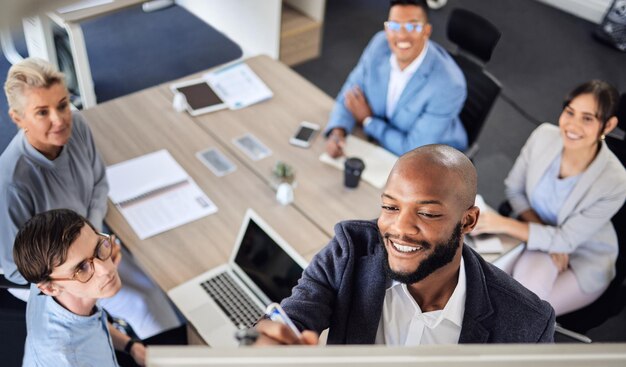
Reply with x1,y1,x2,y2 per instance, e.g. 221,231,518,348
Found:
384,21,425,33
48,233,115,283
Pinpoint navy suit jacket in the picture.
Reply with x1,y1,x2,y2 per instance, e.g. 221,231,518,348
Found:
324,32,468,155
282,220,555,344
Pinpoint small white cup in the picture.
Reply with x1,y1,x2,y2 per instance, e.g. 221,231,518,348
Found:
276,182,294,206
172,92,187,112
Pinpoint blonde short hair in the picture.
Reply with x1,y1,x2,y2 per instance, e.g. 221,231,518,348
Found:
4,58,66,115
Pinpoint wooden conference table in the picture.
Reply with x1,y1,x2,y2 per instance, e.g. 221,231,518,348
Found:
153,55,519,260
85,55,388,295
155,56,383,237
83,77,330,292
84,54,519,327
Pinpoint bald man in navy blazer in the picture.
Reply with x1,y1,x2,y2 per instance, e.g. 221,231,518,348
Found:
256,145,555,345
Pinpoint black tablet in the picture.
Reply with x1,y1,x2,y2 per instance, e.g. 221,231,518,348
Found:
171,78,227,116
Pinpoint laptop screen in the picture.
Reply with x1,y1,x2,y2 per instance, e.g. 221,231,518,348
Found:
234,218,304,302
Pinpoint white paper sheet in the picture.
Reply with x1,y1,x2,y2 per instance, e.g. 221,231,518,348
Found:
472,235,504,254
117,179,217,239
474,194,489,213
107,150,188,204
469,194,504,253
319,135,398,189
204,63,273,110
106,150,217,239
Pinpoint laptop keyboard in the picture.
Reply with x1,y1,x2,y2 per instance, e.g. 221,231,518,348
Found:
200,272,264,329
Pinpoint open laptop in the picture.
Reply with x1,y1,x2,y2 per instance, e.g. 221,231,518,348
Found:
168,209,308,346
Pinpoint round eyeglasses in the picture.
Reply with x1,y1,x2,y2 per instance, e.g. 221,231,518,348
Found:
48,233,115,283
384,21,425,33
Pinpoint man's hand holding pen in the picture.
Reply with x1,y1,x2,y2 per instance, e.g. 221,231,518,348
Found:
325,128,346,158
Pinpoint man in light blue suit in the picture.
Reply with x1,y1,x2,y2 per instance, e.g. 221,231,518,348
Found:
325,0,467,157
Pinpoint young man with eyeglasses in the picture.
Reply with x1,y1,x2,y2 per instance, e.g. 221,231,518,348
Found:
13,209,146,366
324,0,468,157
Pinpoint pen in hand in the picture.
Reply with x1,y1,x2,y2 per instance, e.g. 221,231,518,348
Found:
265,303,302,338
253,304,319,345
327,131,346,158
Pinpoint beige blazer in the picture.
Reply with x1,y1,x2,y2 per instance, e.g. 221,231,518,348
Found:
505,123,626,293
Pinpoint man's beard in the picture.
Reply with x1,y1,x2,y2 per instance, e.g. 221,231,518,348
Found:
383,222,462,284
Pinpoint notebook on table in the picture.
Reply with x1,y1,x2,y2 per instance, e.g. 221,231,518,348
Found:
319,135,398,189
167,209,308,346
106,149,218,239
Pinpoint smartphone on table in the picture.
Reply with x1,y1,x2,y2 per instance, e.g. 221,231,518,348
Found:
289,121,320,148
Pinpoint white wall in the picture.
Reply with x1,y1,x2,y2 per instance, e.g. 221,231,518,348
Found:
176,0,282,59
535,0,612,24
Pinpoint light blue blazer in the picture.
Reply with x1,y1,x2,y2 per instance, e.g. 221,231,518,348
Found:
505,123,626,293
324,32,468,155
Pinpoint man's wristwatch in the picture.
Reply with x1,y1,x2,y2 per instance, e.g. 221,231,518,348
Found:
124,338,141,354
362,116,373,127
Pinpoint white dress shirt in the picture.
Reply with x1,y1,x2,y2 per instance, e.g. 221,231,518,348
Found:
385,41,429,119
375,256,466,345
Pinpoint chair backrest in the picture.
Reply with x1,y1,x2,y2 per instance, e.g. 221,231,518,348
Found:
610,198,626,283
453,54,502,147
606,93,626,282
616,93,626,131
446,8,502,150
447,8,501,64
0,289,27,367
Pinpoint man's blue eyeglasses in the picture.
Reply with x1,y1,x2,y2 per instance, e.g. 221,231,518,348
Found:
384,21,424,33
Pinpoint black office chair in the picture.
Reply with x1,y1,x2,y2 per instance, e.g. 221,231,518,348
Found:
446,8,502,158
556,93,626,335
0,274,29,367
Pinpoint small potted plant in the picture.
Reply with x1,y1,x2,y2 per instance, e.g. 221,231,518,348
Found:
272,161,296,205
272,161,295,185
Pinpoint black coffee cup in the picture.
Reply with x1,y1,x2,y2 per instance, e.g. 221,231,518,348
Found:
344,157,365,188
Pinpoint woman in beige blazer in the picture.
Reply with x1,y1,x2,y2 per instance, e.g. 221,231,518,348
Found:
474,80,626,315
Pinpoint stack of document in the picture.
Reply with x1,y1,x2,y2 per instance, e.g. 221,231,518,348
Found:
107,150,218,239
319,136,398,189
204,62,273,110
